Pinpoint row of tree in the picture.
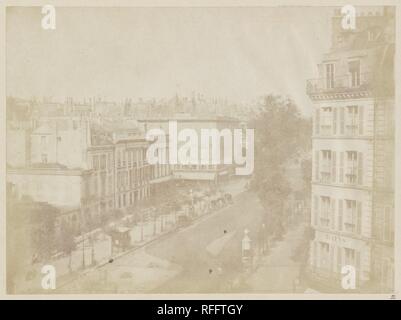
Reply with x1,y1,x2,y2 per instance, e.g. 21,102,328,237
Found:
249,94,312,239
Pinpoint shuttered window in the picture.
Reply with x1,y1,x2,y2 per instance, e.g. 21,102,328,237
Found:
355,251,361,281
358,152,363,185
340,107,345,134
333,108,337,135
357,202,362,235
331,199,336,230
332,151,337,183
358,105,364,135
338,199,343,231
339,152,344,183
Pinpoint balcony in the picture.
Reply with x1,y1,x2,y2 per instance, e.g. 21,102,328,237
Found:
306,72,372,96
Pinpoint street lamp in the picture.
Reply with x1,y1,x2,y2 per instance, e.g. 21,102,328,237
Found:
242,228,253,270
242,229,252,256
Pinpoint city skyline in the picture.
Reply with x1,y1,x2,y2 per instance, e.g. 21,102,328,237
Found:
6,7,333,115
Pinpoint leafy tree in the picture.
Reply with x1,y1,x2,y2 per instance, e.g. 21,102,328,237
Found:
31,204,57,261
249,95,311,238
301,158,312,196
59,222,76,273
6,192,57,293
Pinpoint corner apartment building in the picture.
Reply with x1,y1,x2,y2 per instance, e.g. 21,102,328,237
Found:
306,7,395,292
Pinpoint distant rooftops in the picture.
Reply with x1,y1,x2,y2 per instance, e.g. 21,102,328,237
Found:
137,113,240,123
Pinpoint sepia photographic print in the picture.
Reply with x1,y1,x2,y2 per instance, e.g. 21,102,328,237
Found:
1,0,400,298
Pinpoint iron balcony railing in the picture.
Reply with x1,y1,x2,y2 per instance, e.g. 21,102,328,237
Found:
306,72,372,95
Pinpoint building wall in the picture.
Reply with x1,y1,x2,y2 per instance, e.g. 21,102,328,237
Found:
310,230,371,282
311,185,373,238
30,119,90,169
87,146,115,214
307,8,395,292
7,169,83,208
114,141,151,211
7,128,29,167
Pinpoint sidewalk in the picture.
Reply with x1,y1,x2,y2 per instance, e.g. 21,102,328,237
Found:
245,223,307,293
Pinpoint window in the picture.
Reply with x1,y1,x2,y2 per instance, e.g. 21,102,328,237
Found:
41,153,48,164
320,150,331,183
346,106,358,135
41,135,47,146
349,60,360,87
345,151,358,184
344,248,355,266
325,64,335,89
93,155,99,170
344,200,361,234
321,107,332,135
338,200,343,231
320,196,331,227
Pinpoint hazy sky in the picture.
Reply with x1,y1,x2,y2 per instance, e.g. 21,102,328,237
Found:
6,6,334,114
